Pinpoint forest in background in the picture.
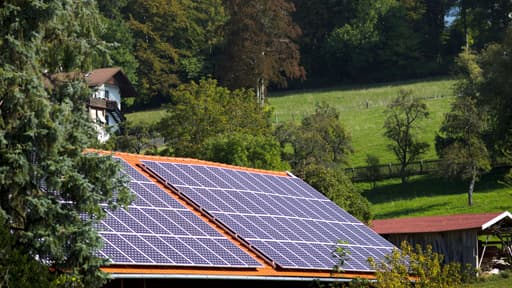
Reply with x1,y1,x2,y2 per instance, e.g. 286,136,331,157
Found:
92,0,512,109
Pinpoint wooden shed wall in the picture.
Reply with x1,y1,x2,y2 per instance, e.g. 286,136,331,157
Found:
383,229,478,267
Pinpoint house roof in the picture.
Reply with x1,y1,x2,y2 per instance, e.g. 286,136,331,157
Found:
371,212,512,234
88,150,396,281
84,67,123,86
45,68,137,98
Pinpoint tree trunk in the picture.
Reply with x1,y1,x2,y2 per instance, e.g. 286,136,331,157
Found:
468,168,476,206
400,164,407,184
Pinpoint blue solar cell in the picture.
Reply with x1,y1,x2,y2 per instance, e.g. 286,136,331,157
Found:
224,169,261,191
174,164,218,187
235,215,273,239
159,209,205,236
215,190,252,213
115,158,150,182
208,166,246,190
201,238,245,266
122,234,172,264
180,237,228,266
256,193,295,217
267,242,311,268
212,213,256,238
140,182,185,209
103,233,153,263
250,240,296,268
142,208,187,235
163,236,211,265
244,192,282,215
178,186,219,211
192,166,233,189
214,238,261,266
229,191,266,214
128,207,169,235
261,216,299,241
245,215,288,240
145,235,191,265
101,236,133,263
278,218,317,242
158,162,201,186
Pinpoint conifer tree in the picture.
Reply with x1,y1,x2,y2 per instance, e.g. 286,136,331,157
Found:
0,1,131,286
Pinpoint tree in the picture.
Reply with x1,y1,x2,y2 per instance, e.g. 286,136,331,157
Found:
158,78,273,158
111,121,157,154
275,103,352,172
122,0,228,106
200,132,289,171
384,90,430,184
304,165,371,223
216,0,305,105
0,1,132,286
436,50,492,206
369,241,463,288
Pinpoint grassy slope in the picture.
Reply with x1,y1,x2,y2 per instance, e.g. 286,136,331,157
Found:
357,171,512,219
269,78,455,166
125,108,167,125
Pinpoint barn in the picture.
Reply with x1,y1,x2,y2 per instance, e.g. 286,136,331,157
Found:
371,212,512,270
93,151,396,287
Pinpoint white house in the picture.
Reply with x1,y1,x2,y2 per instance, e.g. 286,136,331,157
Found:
46,67,136,142
84,68,136,142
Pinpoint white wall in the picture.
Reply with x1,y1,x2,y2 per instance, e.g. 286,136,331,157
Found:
91,84,121,110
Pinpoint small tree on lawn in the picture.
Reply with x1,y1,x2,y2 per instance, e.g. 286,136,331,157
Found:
384,90,429,184
437,97,490,206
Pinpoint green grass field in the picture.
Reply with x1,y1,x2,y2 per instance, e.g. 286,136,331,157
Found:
357,171,512,219
125,107,167,125
269,77,456,166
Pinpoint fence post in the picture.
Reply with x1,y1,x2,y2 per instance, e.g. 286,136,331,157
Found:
388,163,392,178
420,160,423,174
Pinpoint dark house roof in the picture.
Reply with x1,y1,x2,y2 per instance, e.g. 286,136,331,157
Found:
45,67,137,98
371,212,512,234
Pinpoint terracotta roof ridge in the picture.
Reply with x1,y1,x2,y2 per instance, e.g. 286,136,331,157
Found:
84,149,290,177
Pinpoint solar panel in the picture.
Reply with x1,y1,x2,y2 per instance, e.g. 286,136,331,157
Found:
97,158,261,268
142,160,395,271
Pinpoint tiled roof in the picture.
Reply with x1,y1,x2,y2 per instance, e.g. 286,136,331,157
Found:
84,67,122,86
371,212,512,234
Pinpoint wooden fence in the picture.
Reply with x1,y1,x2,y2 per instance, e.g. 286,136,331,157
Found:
344,160,442,182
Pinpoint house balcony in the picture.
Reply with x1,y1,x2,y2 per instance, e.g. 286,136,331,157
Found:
87,97,125,123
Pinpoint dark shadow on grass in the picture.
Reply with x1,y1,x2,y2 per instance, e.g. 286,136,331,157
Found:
269,76,453,98
362,171,509,205
374,203,450,220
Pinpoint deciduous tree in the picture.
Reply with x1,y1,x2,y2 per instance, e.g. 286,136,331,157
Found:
216,0,305,105
158,78,272,158
384,90,429,184
275,103,352,172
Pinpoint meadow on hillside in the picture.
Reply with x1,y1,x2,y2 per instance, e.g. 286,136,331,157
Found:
269,78,456,166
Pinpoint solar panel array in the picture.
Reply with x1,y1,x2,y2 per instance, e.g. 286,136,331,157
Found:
97,158,261,268
141,160,395,271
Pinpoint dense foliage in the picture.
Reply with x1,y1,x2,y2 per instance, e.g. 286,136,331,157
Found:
369,241,463,288
90,0,511,108
158,78,273,160
0,0,132,286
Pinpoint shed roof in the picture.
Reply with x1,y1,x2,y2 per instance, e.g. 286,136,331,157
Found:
371,212,512,234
